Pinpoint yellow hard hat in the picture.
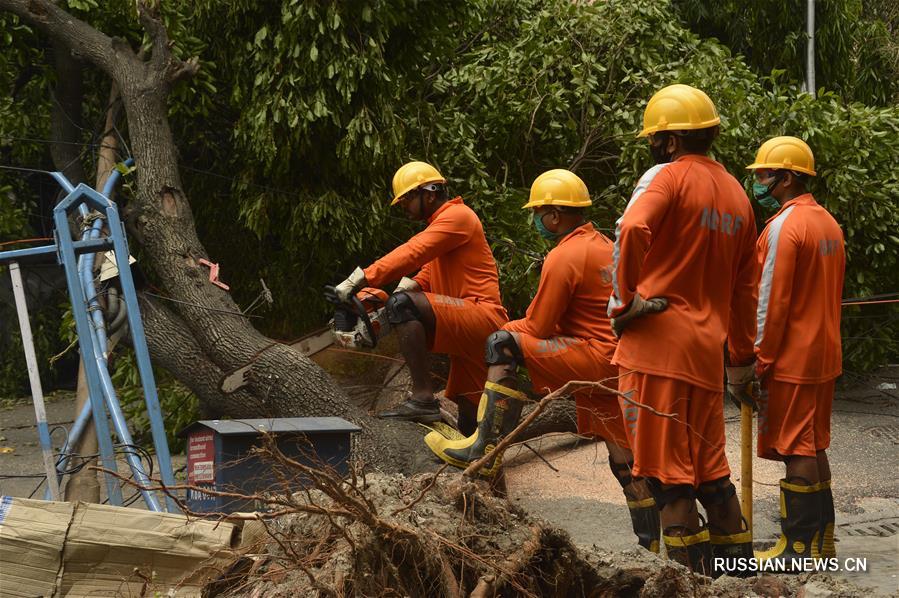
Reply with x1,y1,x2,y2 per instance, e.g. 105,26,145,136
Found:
746,136,816,176
522,169,591,209
391,161,446,205
638,84,720,138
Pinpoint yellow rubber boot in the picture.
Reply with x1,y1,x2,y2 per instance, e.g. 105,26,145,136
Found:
424,381,526,476
755,479,823,572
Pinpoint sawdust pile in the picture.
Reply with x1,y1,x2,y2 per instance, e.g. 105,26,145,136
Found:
203,471,868,597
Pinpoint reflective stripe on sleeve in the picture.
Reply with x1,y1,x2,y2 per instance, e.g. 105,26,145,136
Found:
609,163,671,315
755,205,796,347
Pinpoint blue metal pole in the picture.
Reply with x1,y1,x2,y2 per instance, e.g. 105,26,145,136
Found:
51,163,133,465
49,171,75,194
68,165,161,511
59,401,91,461
52,204,123,506
104,203,179,512
87,338,161,510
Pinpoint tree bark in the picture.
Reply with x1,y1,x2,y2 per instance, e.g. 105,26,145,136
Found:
49,43,86,187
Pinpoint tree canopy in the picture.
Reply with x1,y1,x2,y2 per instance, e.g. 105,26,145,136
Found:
1,0,897,404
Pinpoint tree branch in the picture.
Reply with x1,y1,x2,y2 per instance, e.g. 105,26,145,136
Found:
136,0,199,83
0,0,124,76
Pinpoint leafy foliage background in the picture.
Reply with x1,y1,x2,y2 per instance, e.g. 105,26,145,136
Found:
1,0,896,426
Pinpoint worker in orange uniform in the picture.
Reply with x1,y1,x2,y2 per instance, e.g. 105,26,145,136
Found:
609,84,759,576
426,169,660,552
748,137,844,568
335,161,508,433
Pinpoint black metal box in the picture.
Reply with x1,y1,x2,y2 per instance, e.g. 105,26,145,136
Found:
178,417,360,513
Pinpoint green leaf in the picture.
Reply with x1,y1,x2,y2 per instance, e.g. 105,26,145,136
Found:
254,26,267,47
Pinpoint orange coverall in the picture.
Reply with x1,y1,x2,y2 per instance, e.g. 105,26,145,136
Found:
609,155,758,486
755,193,845,460
363,197,508,404
503,223,627,445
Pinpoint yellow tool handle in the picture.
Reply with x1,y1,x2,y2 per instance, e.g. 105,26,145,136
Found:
740,402,753,531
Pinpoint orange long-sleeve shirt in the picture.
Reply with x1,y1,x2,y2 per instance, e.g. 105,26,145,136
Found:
609,155,758,391
755,193,844,383
363,197,505,311
504,223,617,358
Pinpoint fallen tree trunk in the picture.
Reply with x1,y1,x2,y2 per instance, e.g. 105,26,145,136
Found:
0,0,431,471
1,0,579,475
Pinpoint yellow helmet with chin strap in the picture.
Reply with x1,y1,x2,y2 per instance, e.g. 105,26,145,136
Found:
639,84,720,138
746,136,817,176
391,161,446,205
521,169,591,209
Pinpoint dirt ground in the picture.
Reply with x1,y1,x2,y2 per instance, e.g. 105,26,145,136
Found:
1,362,897,595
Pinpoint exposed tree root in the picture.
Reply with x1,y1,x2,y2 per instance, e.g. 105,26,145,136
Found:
183,439,866,598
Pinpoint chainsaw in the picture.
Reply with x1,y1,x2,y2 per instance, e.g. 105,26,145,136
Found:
324,286,390,350
220,286,390,394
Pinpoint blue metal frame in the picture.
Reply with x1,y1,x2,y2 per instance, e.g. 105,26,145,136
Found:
0,164,178,512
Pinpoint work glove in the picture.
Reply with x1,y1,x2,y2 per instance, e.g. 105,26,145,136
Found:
395,276,420,293
611,293,668,337
726,363,760,411
334,267,367,303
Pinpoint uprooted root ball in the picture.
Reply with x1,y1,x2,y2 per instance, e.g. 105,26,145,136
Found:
204,470,869,598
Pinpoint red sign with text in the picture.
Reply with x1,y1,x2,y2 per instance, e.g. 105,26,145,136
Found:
187,431,215,483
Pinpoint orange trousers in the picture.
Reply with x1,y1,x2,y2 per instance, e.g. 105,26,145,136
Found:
618,370,730,486
516,333,628,447
758,378,835,460
425,293,507,405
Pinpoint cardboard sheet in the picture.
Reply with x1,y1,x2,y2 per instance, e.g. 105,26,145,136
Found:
0,496,237,597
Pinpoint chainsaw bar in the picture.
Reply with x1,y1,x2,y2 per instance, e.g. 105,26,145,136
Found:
219,328,334,394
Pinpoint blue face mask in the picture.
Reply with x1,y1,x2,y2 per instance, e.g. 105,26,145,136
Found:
533,212,561,240
752,182,781,210
752,174,783,210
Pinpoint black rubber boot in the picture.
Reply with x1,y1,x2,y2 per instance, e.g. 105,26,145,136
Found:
755,478,824,572
424,381,526,476
608,458,660,552
663,525,712,576
818,479,836,558
709,521,754,578
627,497,661,553
378,398,441,423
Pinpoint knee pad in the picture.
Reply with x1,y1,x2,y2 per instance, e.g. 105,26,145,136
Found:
608,456,635,489
646,478,695,509
386,292,421,325
484,330,524,367
696,476,736,509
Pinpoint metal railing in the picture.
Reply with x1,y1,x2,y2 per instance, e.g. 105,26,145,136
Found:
0,163,178,512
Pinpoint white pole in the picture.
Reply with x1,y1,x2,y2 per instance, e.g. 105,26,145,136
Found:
9,261,61,501
807,0,816,97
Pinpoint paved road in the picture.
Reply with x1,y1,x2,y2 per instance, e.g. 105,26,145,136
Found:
505,372,899,595
2,372,897,593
